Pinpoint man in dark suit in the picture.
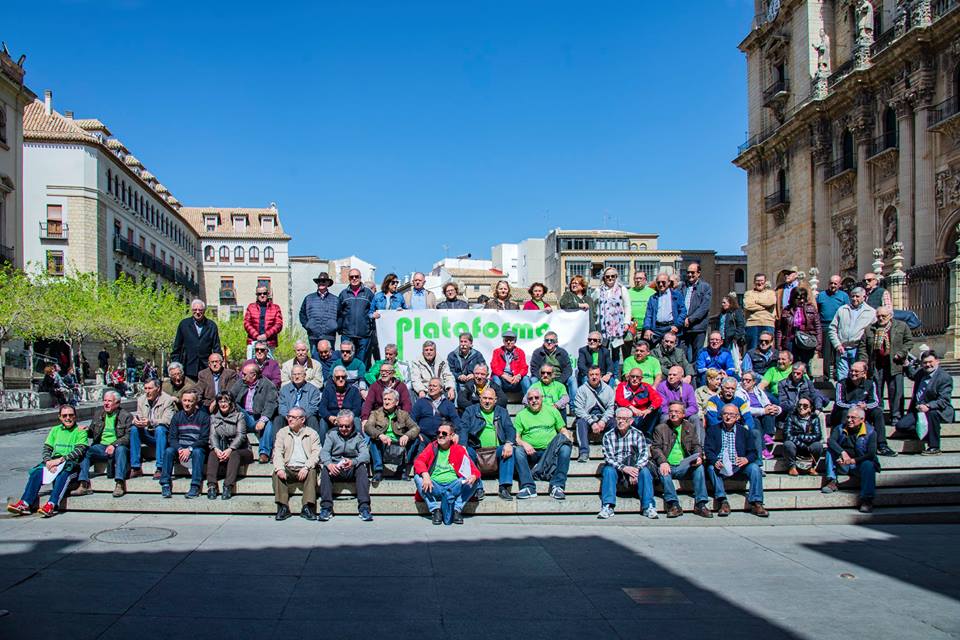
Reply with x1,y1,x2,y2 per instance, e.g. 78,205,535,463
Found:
680,261,713,365
171,300,222,382
895,350,954,455
230,363,279,463
195,352,239,414
456,363,507,413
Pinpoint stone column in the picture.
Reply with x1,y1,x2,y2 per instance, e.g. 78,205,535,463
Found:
895,100,915,267
855,136,874,274
948,225,960,360
887,242,906,310
914,93,936,265
872,248,885,277
813,119,833,274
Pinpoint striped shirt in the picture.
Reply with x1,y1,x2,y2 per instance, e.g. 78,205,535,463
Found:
602,427,649,471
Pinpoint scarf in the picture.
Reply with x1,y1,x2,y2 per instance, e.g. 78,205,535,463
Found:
598,282,626,341
872,323,891,356
792,306,804,329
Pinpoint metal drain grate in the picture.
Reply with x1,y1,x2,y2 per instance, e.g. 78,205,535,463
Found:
92,527,177,544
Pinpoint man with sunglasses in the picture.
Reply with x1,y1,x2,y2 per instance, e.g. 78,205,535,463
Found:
337,269,375,366
319,365,364,443
243,340,281,389
244,286,284,359
577,331,615,387
741,331,777,377
7,405,88,517
513,389,572,500
529,331,576,402
300,271,339,361
651,331,694,385
680,261,713,365
332,340,368,398
642,273,687,346
319,409,373,521
413,421,480,524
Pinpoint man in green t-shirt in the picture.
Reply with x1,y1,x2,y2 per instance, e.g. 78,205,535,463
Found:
7,405,89,517
621,340,663,386
628,271,656,335
649,401,711,518
75,390,134,498
513,389,573,500
528,364,571,417
759,350,794,396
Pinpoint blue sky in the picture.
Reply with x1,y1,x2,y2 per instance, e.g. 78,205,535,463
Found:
10,0,753,277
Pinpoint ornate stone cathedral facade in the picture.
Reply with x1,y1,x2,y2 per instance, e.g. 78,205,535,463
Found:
735,0,960,345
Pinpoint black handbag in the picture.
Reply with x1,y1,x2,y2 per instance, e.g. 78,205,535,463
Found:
381,443,407,466
795,331,818,350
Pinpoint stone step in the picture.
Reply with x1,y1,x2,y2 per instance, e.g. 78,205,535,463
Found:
88,467,960,496
63,485,960,515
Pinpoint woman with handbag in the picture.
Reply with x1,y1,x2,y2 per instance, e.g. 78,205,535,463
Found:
459,387,517,501
205,392,254,500
776,285,821,369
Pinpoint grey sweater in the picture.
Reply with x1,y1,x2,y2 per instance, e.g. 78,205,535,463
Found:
320,429,370,466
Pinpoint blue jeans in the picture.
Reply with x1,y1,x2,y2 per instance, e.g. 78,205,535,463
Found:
241,410,275,457
825,451,877,499
632,409,661,437
601,463,654,509
369,438,418,473
706,461,764,504
465,444,515,487
745,326,774,351
660,458,709,505
492,375,531,396
565,377,579,405
129,425,168,469
21,463,78,508
79,443,130,481
415,476,476,524
160,446,206,488
835,347,858,380
514,442,572,491
575,416,615,456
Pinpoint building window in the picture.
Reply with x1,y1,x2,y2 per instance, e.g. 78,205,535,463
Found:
204,246,214,262
150,242,156,256
841,129,855,170
127,227,134,244
604,260,630,280
46,250,64,276
633,260,660,279
45,205,64,238
264,247,274,263
139,235,145,249
0,108,6,144
261,216,274,232
565,260,590,281
107,169,112,193
258,277,271,290
735,268,746,284
219,246,229,262
232,215,246,232
234,246,245,262
249,246,260,262
205,215,217,232
160,249,166,264
219,277,236,303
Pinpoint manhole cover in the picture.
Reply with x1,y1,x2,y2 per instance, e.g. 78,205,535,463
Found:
92,527,177,544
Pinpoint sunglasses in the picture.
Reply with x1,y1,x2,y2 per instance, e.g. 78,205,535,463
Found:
544,339,557,343
686,271,697,275
437,431,452,437
587,338,601,342
760,339,772,344
333,375,347,380
603,275,616,280
257,292,269,296
61,413,77,419
349,275,361,279
340,349,353,354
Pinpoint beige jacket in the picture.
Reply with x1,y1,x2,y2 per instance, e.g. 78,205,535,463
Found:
136,392,177,427
743,288,777,327
280,357,324,388
409,357,455,395
272,425,321,472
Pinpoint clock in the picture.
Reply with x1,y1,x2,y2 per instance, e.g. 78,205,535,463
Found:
767,0,780,22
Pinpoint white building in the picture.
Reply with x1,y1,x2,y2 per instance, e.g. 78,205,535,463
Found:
289,255,338,328
181,204,291,321
517,237,546,289
491,243,520,285
0,48,35,269
22,91,200,297
329,255,376,285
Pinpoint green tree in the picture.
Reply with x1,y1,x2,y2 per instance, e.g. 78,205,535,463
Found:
33,271,102,375
0,267,40,391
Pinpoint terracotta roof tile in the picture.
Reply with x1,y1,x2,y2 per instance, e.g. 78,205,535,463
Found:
23,100,98,143
73,118,112,135
180,206,291,240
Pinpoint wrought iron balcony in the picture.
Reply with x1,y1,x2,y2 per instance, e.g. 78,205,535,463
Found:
39,221,68,240
871,28,897,56
828,59,855,88
934,0,960,19
764,190,790,212
868,132,898,158
929,96,960,128
824,157,856,181
762,79,789,107
219,287,237,300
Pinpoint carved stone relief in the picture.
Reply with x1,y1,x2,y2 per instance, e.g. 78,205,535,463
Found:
828,171,857,199
832,211,858,276
936,168,960,211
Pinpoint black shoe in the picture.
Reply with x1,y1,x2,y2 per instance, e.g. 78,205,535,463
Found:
221,486,233,500
858,499,874,513
877,444,898,457
498,486,513,501
922,447,943,456
401,469,410,481
431,509,443,525
275,504,291,521
372,470,383,483
206,485,218,500
474,486,485,502
452,510,464,525
300,505,318,521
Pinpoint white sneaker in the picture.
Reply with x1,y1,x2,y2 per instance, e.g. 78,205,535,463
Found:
597,505,615,519
643,506,659,519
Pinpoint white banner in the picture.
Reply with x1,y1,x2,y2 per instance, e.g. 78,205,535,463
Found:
375,310,590,364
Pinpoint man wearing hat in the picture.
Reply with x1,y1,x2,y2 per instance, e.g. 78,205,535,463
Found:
775,266,799,320
299,272,340,360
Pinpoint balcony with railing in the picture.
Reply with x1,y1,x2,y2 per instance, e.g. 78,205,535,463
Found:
764,189,790,213
934,0,960,19
828,58,855,88
762,78,790,108
824,156,856,181
867,131,898,159
871,28,898,57
929,96,960,129
40,221,68,240
112,234,198,293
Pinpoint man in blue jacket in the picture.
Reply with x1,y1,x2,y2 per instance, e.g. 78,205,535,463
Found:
643,273,687,346
459,387,517,501
160,389,210,499
680,261,713,365
705,403,768,517
299,272,340,360
338,269,375,366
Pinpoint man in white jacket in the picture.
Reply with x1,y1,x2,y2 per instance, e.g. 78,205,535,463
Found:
827,288,877,381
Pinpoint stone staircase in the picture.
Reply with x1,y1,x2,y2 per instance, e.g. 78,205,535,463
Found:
64,377,960,524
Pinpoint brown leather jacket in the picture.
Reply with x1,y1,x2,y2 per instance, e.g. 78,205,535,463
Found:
649,419,703,466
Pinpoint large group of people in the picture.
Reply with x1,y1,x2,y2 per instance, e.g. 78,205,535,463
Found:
8,263,952,524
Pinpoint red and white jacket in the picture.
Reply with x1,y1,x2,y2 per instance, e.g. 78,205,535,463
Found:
412,442,480,501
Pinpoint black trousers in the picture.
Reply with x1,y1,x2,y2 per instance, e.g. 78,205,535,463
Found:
896,412,942,450
873,359,904,422
320,462,370,510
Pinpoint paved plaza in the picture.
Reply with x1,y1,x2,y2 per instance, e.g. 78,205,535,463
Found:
1,428,958,640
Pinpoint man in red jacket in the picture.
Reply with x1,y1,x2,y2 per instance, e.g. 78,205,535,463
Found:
413,421,480,525
490,330,532,397
244,286,284,357
615,368,664,436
